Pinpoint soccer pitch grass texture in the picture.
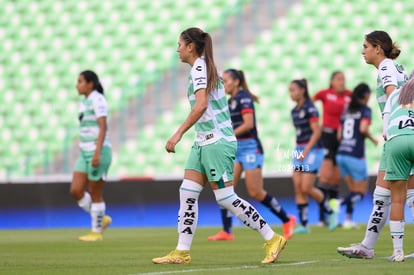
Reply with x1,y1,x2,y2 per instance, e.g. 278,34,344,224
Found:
1,225,413,275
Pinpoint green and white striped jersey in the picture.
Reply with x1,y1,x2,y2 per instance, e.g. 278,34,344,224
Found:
376,58,408,113
383,88,414,141
78,90,111,152
187,57,236,146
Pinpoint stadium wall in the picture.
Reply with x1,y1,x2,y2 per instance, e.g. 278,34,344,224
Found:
0,175,378,229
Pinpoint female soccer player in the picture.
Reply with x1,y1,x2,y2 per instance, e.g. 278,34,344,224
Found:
151,27,286,265
338,30,413,259
312,71,352,225
70,70,112,241
207,69,295,241
381,78,414,261
336,83,378,229
290,79,338,233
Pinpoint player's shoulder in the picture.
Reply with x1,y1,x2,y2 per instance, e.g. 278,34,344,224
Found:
191,57,206,73
378,58,395,73
90,91,107,103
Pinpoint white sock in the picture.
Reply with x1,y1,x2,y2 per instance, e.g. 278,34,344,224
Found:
361,186,390,249
214,186,275,241
406,189,414,220
176,179,203,251
390,220,405,252
91,202,105,233
77,192,92,213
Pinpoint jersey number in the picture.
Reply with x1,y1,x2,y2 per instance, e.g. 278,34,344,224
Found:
343,119,355,139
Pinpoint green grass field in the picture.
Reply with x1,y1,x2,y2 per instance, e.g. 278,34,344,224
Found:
0,225,413,275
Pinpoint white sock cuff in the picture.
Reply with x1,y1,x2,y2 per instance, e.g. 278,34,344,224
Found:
374,185,391,195
91,202,106,212
390,220,405,235
78,192,91,205
181,179,203,193
213,186,235,201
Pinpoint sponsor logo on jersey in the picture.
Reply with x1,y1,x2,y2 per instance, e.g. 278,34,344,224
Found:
196,66,202,71
240,98,251,104
381,65,387,71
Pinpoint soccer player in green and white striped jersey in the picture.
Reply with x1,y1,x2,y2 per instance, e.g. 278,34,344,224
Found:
70,70,112,241
152,27,286,265
382,77,414,261
338,30,414,260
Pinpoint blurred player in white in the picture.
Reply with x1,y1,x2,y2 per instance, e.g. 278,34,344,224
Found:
152,27,286,265
338,30,414,259
70,70,112,241
382,78,414,261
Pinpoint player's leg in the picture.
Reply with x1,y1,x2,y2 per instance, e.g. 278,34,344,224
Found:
242,153,294,239
153,143,206,264
337,144,390,259
70,155,90,212
207,162,241,241
293,172,310,233
79,147,112,241
207,140,286,263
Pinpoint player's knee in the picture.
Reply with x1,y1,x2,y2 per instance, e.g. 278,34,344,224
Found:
69,186,83,200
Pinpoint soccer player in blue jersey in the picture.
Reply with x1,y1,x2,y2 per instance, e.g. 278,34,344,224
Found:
336,83,378,229
152,27,286,265
208,69,295,241
289,79,338,233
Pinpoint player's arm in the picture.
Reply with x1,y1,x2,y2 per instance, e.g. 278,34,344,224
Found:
94,116,107,157
384,85,397,98
166,89,208,153
92,98,108,166
337,125,342,141
360,119,378,145
301,119,321,159
234,112,254,137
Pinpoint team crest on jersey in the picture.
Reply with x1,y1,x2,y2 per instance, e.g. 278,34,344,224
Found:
230,99,237,110
396,64,405,74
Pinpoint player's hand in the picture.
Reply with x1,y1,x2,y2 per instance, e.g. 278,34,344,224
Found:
166,132,182,153
372,138,379,146
92,153,100,167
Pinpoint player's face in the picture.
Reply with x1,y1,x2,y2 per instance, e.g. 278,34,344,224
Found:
362,40,376,65
177,36,191,63
222,72,238,94
76,74,93,95
289,83,302,101
331,72,345,93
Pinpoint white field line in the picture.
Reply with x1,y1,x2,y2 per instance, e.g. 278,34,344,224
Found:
130,260,319,275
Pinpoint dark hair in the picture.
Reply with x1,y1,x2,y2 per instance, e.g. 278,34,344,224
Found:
365,30,401,60
181,27,218,93
348,83,371,113
225,69,259,103
80,70,104,95
291,79,309,99
398,77,414,105
329,70,344,88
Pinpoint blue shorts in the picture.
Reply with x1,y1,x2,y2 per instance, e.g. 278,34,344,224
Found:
235,139,264,170
292,145,324,173
336,154,368,181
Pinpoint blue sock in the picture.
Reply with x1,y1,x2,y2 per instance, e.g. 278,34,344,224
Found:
220,208,232,233
261,193,290,223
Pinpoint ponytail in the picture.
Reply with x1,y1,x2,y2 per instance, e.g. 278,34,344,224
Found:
225,69,259,103
80,70,104,95
291,78,309,99
181,27,219,93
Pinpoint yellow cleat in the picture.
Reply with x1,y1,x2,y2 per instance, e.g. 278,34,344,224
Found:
152,250,191,264
101,215,112,233
261,234,287,264
78,232,103,242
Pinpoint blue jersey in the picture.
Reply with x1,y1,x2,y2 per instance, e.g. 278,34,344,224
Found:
291,99,322,146
337,106,372,158
228,90,263,153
